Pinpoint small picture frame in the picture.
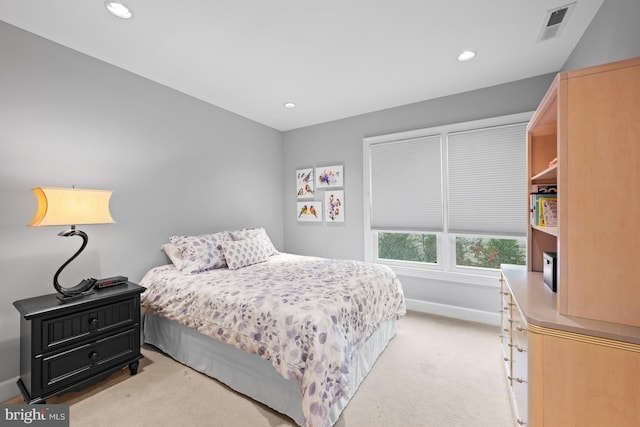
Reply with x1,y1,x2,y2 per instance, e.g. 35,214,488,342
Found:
296,168,314,199
325,190,344,222
316,165,343,188
297,201,323,222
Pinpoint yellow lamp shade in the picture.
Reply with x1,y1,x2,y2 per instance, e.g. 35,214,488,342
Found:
28,187,114,227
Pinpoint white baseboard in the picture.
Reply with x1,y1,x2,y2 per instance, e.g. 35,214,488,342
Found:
405,298,500,326
0,376,19,403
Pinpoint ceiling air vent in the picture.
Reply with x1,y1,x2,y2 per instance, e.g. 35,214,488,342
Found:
536,2,576,42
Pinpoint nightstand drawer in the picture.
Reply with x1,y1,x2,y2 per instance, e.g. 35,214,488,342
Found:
41,327,138,392
40,297,137,353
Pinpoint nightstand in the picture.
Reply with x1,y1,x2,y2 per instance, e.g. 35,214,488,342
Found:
13,282,145,404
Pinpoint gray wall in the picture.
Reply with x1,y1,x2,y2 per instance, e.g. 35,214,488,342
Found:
562,0,640,71
0,22,283,391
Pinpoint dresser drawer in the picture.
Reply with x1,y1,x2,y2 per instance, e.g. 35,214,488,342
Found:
499,289,513,363
39,297,137,354
500,311,512,363
512,378,528,426
40,327,138,393
511,304,528,350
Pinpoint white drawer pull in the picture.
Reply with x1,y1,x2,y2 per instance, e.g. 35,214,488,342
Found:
508,343,527,352
508,376,527,384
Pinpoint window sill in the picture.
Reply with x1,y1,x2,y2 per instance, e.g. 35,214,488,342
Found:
381,263,502,287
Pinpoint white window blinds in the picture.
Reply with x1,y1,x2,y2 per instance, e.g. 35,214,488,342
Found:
447,123,527,236
370,135,442,231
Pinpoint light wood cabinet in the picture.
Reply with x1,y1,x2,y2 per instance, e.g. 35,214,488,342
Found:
501,266,640,427
530,327,640,427
527,56,640,327
502,56,640,426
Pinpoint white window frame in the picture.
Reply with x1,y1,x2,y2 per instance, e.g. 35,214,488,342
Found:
363,112,533,286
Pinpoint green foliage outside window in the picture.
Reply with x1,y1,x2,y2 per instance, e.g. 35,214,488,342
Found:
378,233,526,269
377,232,437,263
455,236,526,269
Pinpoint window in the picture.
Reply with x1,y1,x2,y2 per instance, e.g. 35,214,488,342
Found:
455,235,526,269
364,113,532,281
378,232,437,264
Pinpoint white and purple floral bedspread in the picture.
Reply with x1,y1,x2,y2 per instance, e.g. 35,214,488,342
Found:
140,253,405,427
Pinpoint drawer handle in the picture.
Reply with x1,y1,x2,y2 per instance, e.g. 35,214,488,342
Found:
508,376,527,384
517,419,526,425
508,344,526,353
503,357,510,362
89,317,99,327
89,351,100,361
516,326,526,332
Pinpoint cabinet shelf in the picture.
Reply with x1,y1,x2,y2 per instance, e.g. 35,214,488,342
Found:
531,164,557,182
531,225,558,237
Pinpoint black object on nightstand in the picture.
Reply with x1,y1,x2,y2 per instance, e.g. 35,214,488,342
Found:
13,282,145,404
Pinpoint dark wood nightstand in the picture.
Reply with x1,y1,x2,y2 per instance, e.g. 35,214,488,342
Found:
13,282,145,404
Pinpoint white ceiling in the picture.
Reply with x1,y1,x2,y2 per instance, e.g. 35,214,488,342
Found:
0,0,604,131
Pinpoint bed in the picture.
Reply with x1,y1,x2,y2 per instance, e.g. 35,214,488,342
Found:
139,228,406,427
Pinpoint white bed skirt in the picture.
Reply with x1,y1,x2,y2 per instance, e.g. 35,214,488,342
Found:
143,313,397,426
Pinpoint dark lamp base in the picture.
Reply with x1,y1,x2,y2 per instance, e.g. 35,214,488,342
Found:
56,289,95,301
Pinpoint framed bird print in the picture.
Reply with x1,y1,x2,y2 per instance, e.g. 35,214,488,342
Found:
297,201,322,222
325,190,344,222
296,168,314,199
316,165,343,188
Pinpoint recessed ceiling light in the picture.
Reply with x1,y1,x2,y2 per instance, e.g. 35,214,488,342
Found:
457,50,476,62
284,102,296,109
105,2,133,19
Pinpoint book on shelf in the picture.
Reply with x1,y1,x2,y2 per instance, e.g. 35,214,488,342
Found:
541,198,558,227
530,194,539,225
530,193,557,227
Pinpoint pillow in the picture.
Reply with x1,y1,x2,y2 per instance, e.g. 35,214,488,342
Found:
221,237,271,270
160,243,185,271
169,231,231,273
229,227,278,256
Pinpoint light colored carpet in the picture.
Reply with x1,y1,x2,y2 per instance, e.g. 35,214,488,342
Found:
7,311,514,426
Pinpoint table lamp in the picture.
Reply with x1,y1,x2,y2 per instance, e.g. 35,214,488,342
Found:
28,187,114,300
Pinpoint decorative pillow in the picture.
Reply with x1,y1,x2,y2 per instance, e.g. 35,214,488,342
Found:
221,237,271,270
169,231,231,273
229,227,278,256
160,243,185,271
